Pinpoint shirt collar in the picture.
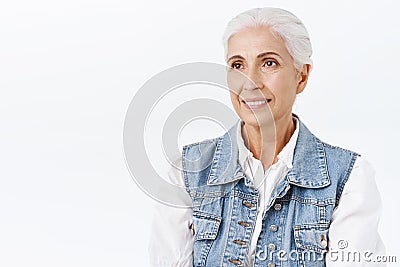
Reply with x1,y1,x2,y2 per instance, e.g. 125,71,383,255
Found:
236,116,299,169
205,114,331,188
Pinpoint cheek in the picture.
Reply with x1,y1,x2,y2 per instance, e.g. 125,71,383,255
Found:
230,92,240,107
268,76,297,103
227,70,245,95
230,92,245,116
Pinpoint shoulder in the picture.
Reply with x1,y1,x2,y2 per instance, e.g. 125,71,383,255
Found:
302,121,360,157
180,134,227,191
182,119,240,161
331,155,382,222
165,156,185,187
295,116,361,165
182,136,221,161
182,136,219,151
336,154,379,205
345,155,378,192
310,132,361,166
311,134,361,172
301,130,362,200
320,139,360,156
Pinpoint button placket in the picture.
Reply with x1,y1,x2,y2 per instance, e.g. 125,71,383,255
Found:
266,224,278,266
231,196,257,267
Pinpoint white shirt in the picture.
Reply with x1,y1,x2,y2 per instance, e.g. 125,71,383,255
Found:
149,118,386,266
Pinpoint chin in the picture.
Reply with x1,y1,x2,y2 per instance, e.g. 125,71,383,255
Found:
240,111,275,128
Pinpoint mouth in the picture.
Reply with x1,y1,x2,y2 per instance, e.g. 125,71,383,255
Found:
241,98,272,109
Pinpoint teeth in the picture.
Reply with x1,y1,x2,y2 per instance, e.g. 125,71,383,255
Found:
246,100,266,105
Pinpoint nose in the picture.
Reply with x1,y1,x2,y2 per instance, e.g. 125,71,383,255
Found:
243,67,263,91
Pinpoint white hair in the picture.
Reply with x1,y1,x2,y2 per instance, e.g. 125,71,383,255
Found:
222,7,313,71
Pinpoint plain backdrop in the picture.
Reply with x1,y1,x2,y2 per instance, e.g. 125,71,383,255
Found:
0,0,399,266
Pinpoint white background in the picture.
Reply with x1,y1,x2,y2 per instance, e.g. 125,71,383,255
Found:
1,0,399,266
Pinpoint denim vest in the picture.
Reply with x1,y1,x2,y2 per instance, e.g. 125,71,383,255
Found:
182,115,359,267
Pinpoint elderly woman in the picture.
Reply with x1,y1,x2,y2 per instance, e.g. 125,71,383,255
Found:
149,7,385,267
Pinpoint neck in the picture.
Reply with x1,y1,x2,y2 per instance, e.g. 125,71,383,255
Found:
242,113,295,170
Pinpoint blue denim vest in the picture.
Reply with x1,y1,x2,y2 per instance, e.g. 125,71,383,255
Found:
182,114,360,267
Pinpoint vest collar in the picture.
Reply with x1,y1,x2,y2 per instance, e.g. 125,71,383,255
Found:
206,114,331,188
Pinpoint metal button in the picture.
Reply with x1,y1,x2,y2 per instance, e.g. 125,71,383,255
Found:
242,200,255,208
320,234,328,249
268,243,276,251
228,259,243,265
238,221,251,227
269,224,278,232
273,203,282,211
233,239,247,246
189,223,195,236
267,263,275,267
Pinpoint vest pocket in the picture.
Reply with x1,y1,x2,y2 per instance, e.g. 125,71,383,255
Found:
293,223,329,267
192,210,222,266
193,210,222,241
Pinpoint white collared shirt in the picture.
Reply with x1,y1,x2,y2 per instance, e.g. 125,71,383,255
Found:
238,118,299,266
149,118,386,266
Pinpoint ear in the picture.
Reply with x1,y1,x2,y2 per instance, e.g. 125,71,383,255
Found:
296,64,311,94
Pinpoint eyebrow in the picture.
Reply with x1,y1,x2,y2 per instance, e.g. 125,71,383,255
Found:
227,51,283,63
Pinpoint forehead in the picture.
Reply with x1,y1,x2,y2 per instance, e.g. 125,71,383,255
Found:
227,26,290,59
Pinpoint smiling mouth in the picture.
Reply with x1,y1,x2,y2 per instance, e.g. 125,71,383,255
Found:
242,98,272,109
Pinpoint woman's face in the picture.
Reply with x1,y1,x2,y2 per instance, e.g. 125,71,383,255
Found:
227,26,309,127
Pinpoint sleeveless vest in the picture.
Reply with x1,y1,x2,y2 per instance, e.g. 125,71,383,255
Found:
182,114,359,267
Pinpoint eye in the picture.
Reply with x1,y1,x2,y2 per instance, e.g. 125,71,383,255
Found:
231,62,244,69
263,60,277,67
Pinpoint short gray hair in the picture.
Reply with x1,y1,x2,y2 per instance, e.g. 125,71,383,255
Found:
222,7,313,71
